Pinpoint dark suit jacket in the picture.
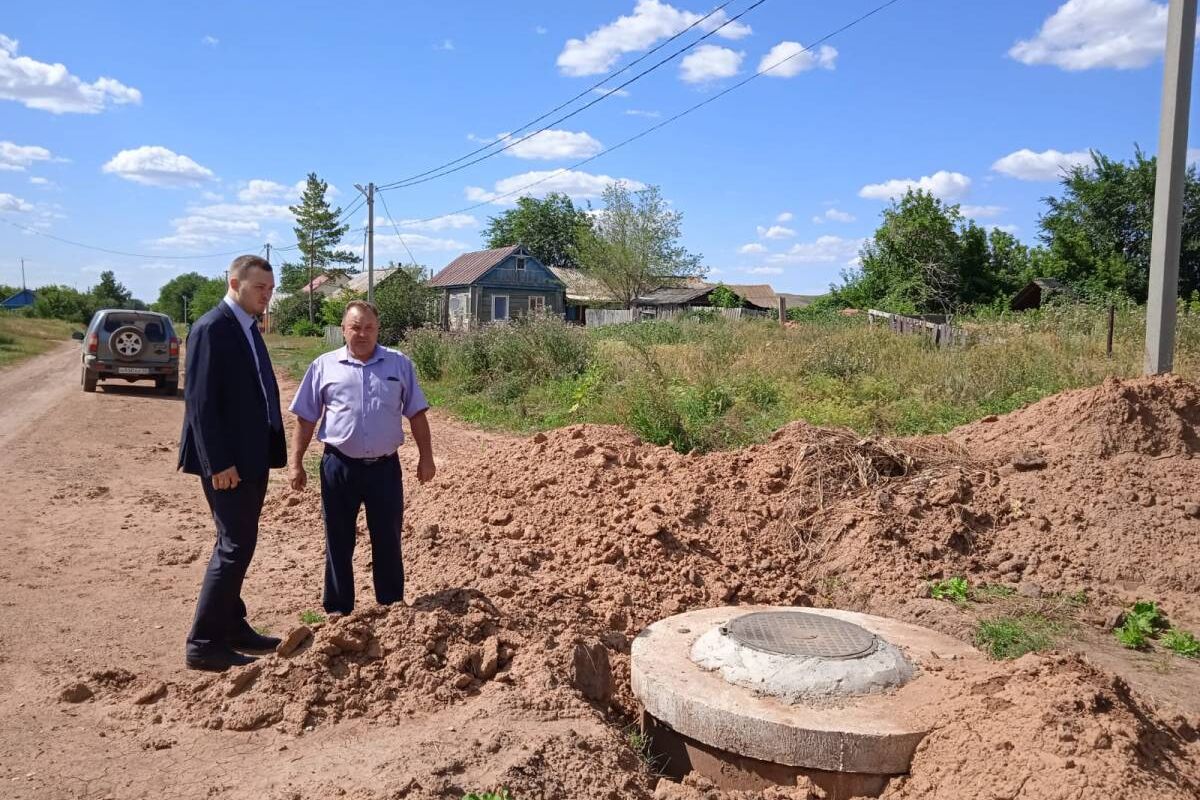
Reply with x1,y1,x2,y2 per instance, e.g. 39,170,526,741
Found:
178,301,287,478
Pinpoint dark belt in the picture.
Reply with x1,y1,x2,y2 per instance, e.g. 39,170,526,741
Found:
323,444,398,466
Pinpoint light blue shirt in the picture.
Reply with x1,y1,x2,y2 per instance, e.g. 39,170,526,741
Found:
223,296,270,424
289,344,429,459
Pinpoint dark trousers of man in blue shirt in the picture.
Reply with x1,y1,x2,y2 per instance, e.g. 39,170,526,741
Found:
319,446,405,614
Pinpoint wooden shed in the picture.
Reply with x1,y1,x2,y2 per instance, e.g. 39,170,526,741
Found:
429,245,565,331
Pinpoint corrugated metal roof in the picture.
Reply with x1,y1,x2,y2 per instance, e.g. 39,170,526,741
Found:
429,245,522,288
547,267,618,303
636,286,713,306
715,283,777,310
344,268,399,294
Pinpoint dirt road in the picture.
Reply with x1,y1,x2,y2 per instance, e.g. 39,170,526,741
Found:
0,348,609,800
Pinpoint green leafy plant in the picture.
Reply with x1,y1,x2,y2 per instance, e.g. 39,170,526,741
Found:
976,615,1062,659
1162,628,1200,659
930,577,970,604
462,789,512,800
299,610,325,626
1115,601,1168,650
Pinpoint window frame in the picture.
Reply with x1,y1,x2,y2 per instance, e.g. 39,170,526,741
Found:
492,294,510,322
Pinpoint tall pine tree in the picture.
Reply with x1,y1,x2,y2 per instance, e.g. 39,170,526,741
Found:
282,174,360,320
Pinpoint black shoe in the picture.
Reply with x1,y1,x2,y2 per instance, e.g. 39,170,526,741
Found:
229,627,282,654
185,648,258,672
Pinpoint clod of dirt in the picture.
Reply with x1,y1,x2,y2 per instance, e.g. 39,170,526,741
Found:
58,682,93,703
276,625,312,657
571,641,612,705
133,682,167,705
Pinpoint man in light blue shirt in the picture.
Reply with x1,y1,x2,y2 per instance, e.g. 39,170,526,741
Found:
288,300,435,614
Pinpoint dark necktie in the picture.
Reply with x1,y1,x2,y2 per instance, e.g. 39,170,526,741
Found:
250,322,283,431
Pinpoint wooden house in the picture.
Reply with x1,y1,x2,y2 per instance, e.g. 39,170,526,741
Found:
429,245,566,330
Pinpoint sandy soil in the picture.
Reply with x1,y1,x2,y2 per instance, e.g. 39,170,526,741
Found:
1,348,1199,799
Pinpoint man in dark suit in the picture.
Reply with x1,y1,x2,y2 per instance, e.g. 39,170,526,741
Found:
179,254,287,671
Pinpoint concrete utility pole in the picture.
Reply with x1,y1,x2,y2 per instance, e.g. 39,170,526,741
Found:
19,257,26,291
355,183,376,304
1145,0,1198,375
264,243,271,264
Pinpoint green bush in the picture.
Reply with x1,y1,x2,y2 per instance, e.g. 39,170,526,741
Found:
289,320,324,337
405,329,449,382
272,292,324,336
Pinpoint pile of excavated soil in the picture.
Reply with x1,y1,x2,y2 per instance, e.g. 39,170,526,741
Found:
146,375,1200,798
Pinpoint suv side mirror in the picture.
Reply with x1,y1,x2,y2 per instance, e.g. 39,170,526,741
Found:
71,330,85,341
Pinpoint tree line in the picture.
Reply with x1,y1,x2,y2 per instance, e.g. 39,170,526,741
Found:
823,148,1198,315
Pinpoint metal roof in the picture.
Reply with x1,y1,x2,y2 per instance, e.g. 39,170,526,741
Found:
429,245,522,288
635,285,714,306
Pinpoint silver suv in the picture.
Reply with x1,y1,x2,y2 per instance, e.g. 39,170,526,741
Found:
76,309,180,395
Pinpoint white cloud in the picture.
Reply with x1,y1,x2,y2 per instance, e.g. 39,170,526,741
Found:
766,235,864,265
738,242,768,254
153,200,294,249
29,176,51,186
991,148,1091,181
960,204,1006,219
465,170,644,205
680,45,743,83
0,192,33,213
859,170,971,201
102,146,216,187
201,35,219,47
989,224,1021,234
758,41,838,77
624,109,661,118
756,224,795,240
535,26,549,35
499,129,604,160
592,86,630,98
373,232,469,256
236,178,306,203
776,211,793,223
435,39,455,51
812,208,855,224
1009,0,1167,71
393,213,478,232
557,0,751,76
0,141,54,171
0,34,142,114
747,266,783,275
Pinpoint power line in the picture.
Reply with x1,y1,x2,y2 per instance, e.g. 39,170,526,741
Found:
377,192,418,265
387,0,903,225
377,0,740,190
0,216,257,260
378,0,769,190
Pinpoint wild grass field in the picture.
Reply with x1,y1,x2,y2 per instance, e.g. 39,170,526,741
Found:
271,303,1200,453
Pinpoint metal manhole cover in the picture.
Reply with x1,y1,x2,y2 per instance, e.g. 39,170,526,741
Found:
723,612,877,660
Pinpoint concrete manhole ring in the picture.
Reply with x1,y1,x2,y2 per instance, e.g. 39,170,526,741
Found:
723,611,877,660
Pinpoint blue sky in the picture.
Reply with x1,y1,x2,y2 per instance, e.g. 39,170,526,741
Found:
0,0,1188,300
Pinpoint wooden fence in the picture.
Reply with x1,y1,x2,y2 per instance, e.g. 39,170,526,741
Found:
867,309,967,347
585,306,762,328
323,325,344,346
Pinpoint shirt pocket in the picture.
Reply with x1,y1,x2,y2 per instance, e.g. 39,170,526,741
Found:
372,373,403,413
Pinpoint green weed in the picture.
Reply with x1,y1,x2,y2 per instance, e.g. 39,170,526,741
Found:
299,610,325,626
1162,628,1200,658
1114,601,1169,650
930,577,970,604
976,615,1063,659
972,584,1016,602
462,790,512,800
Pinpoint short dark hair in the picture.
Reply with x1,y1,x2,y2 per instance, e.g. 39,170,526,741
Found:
342,299,380,321
229,254,273,278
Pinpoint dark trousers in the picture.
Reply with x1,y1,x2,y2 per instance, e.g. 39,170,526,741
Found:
186,473,268,656
320,447,405,614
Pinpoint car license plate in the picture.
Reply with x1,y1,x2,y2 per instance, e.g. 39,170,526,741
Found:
117,367,151,375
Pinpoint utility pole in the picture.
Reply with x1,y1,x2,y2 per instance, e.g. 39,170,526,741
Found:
307,230,314,325
264,243,271,265
1145,0,1197,375
354,182,376,304
19,257,26,292
182,294,190,324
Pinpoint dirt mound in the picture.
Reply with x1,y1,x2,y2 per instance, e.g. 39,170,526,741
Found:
882,653,1200,800
163,590,527,733
955,375,1200,460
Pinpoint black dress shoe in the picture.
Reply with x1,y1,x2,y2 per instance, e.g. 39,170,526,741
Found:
185,648,258,672
229,628,282,653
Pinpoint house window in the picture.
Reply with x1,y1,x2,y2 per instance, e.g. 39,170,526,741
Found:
529,296,546,314
492,295,509,322
515,257,527,271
